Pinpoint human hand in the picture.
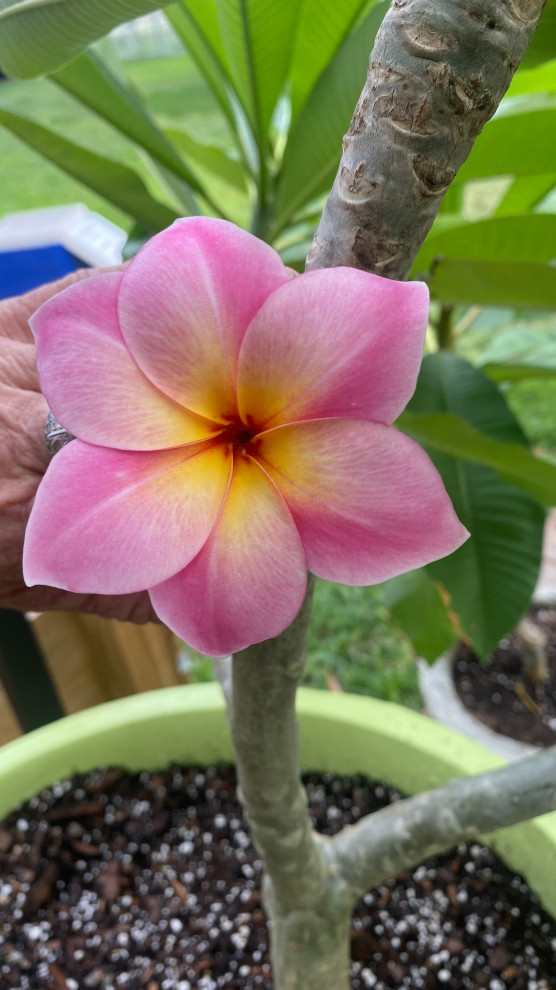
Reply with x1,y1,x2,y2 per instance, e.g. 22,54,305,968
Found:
0,270,157,622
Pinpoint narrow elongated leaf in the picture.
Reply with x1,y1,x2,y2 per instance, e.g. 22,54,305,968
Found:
399,410,556,506
165,2,236,129
456,110,556,184
382,570,457,663
495,174,556,216
483,363,556,383
406,354,545,658
51,50,202,204
0,105,177,232
165,127,248,189
181,0,229,67
273,2,387,231
428,259,556,308
0,0,166,78
214,0,298,143
415,215,556,274
288,0,370,117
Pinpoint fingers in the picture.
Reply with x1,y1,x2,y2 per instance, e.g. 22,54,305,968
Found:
0,584,159,624
0,337,40,391
0,265,125,344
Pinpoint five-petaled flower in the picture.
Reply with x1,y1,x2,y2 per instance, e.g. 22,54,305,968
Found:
24,218,468,656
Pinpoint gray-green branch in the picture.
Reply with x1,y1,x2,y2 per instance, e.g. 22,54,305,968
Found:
306,0,547,281
331,745,556,900
229,2,551,987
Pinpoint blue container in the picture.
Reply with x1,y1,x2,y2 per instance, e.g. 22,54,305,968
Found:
0,245,84,300
0,204,127,300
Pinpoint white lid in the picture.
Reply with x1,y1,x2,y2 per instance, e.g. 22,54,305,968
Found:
0,204,127,267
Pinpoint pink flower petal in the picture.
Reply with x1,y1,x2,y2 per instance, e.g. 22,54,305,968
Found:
237,268,429,429
117,218,291,422
150,455,307,656
23,440,231,594
256,419,468,585
30,272,216,450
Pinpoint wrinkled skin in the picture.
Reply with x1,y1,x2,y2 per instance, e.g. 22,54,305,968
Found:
0,269,156,622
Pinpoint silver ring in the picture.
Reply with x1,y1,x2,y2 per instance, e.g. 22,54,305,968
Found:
45,411,75,455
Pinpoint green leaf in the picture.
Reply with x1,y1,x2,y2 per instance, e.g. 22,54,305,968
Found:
495,174,556,216
165,127,248,189
414,215,556,273
428,259,556,309
456,109,556,183
484,363,556,383
0,104,177,232
273,2,387,232
382,569,457,663
399,410,556,506
405,354,545,658
288,0,370,116
507,57,556,97
50,50,202,205
476,324,556,371
181,0,229,68
0,0,166,78
213,0,299,144
165,2,236,130
521,0,556,69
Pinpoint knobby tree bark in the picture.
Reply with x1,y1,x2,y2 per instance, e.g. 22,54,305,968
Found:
227,2,554,988
307,0,547,281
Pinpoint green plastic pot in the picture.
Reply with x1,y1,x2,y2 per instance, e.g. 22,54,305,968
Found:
1,684,555,916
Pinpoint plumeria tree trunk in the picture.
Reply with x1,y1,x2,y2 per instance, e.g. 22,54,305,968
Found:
226,1,554,987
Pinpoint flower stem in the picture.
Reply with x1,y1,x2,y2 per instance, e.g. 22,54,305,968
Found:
230,577,324,916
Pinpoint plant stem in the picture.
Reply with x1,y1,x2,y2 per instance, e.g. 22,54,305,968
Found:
306,0,547,280
230,577,359,989
330,745,556,901
230,578,324,916
270,910,352,990
224,4,550,987
436,304,455,350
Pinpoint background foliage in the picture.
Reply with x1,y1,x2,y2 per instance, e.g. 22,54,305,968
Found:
0,0,555,671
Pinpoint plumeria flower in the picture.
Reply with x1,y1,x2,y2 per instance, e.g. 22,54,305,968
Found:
24,218,468,656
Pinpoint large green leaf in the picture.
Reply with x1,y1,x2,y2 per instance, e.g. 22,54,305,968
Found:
406,353,545,658
165,127,248,189
0,104,177,232
50,50,202,209
428,258,556,308
273,2,387,233
414,215,556,274
165,2,236,130
288,0,370,116
399,410,556,506
456,110,556,184
495,174,556,216
0,0,166,78
213,0,298,145
382,569,457,663
521,0,556,68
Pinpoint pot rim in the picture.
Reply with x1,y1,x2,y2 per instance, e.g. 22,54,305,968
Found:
1,684,555,915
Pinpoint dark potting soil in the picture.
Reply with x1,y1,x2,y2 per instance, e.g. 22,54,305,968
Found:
453,606,556,748
0,766,554,990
